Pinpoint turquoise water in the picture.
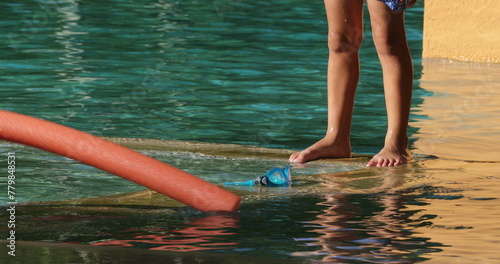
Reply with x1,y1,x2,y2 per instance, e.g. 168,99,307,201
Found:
1,0,425,203
3,1,500,263
2,0,425,152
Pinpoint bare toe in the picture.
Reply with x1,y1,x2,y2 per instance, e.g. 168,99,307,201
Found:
289,151,308,163
367,146,410,167
289,152,300,162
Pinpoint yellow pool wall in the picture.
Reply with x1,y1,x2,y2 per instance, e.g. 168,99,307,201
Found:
422,0,500,63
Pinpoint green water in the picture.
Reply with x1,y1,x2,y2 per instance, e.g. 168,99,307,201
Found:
2,1,500,263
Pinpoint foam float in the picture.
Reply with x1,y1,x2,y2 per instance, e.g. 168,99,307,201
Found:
0,110,241,212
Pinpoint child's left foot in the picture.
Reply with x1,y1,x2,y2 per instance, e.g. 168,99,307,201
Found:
366,144,411,167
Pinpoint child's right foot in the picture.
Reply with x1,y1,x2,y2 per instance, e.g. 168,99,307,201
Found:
289,137,351,163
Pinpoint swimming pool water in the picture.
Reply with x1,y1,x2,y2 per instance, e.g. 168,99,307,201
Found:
1,0,427,205
2,0,425,152
2,0,500,263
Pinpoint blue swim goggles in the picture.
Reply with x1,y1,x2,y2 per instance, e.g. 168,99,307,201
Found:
224,166,291,187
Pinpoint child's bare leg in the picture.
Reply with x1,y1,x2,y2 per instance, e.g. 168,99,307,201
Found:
290,0,364,163
366,0,413,167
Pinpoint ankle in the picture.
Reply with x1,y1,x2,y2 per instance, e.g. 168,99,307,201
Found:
323,133,350,148
315,137,351,158
325,127,350,142
384,131,408,147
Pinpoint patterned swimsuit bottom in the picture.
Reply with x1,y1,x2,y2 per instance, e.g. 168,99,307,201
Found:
379,0,407,11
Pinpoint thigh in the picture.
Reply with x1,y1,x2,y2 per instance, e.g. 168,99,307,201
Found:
324,0,365,48
366,0,407,46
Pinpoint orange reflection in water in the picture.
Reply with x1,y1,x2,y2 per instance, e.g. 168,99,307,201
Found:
413,59,500,161
408,59,500,262
91,214,239,252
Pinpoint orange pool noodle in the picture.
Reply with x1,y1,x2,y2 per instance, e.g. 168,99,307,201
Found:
0,110,240,212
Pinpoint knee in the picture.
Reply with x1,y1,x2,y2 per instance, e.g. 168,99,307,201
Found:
372,30,407,56
327,30,363,54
